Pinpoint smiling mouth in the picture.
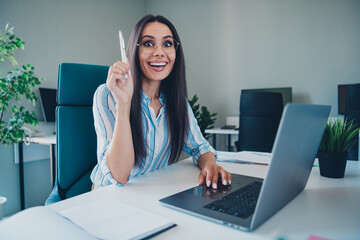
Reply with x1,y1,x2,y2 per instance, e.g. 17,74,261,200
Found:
149,62,167,67
148,62,168,72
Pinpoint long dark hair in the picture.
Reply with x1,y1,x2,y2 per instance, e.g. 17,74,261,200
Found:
127,15,189,168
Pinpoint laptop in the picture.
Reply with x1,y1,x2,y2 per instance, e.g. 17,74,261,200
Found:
159,103,331,231
39,87,57,122
39,87,57,134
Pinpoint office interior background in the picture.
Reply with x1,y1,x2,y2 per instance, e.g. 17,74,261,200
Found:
0,0,359,216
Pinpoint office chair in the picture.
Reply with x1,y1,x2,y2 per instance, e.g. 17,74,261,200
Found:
235,92,283,152
45,63,108,205
344,83,360,160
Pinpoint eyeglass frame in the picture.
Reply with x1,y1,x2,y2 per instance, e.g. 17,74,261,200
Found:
136,36,180,54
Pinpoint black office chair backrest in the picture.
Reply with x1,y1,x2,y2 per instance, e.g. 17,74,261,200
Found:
236,92,283,152
56,63,108,199
344,83,360,160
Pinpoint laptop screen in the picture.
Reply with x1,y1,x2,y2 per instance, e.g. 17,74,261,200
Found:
338,84,348,115
39,87,57,122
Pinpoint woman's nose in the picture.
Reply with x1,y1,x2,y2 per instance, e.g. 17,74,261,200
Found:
153,44,165,56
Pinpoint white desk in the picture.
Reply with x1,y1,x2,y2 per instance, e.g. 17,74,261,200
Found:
48,158,360,240
28,134,56,185
205,128,239,151
18,122,56,210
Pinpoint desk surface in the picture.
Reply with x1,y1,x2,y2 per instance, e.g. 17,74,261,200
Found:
205,128,239,135
29,134,56,145
28,121,56,145
48,159,360,240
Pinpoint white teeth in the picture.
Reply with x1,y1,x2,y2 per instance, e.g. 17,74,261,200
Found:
150,62,166,67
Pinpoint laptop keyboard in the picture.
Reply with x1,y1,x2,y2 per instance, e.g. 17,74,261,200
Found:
204,181,262,219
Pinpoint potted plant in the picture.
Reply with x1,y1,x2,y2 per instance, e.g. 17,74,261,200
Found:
189,94,217,139
0,24,43,217
0,24,43,145
318,117,360,178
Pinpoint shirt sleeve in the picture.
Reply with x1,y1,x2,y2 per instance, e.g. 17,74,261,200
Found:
183,102,217,165
91,84,119,186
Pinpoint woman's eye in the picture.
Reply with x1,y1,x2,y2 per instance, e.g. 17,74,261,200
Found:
163,41,173,48
143,41,154,47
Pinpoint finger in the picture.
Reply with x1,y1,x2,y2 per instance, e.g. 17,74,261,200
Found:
113,60,130,70
125,59,133,78
205,169,213,188
112,60,127,67
110,68,131,84
107,67,120,83
106,73,115,87
110,65,130,77
109,62,129,75
107,73,126,89
211,169,219,189
219,168,229,186
198,171,206,186
228,171,232,185
110,73,126,82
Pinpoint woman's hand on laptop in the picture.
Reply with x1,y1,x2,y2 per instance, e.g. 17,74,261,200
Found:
198,152,232,189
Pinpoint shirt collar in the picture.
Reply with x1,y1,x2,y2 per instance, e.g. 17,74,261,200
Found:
141,91,165,105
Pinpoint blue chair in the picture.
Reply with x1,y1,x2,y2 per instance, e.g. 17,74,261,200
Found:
45,63,108,205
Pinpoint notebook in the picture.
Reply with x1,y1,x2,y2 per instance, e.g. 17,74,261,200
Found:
159,103,331,231
0,200,176,240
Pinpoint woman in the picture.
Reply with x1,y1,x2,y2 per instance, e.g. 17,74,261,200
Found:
91,15,231,189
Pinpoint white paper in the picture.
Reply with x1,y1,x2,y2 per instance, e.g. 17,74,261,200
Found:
0,207,95,240
59,199,175,240
217,151,272,165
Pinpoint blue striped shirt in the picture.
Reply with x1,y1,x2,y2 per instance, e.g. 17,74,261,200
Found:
90,84,217,186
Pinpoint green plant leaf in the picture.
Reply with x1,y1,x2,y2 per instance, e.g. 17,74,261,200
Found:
188,95,217,140
319,118,360,154
0,24,44,145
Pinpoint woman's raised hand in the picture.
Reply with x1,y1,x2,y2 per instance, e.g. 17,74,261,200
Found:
106,60,133,104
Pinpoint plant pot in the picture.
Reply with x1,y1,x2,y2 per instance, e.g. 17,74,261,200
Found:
318,152,347,178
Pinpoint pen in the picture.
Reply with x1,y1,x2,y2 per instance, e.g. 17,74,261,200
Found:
118,30,130,83
119,30,126,63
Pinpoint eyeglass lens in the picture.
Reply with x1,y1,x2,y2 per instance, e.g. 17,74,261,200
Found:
138,38,179,54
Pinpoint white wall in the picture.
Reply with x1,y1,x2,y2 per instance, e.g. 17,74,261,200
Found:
147,0,360,122
0,0,147,118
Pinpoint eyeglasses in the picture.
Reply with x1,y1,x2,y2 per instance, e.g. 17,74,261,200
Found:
137,37,179,54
